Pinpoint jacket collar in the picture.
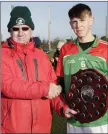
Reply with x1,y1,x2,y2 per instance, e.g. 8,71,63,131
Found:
9,37,35,54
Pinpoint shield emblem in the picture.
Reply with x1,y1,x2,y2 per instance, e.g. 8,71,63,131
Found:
16,17,25,25
66,69,108,123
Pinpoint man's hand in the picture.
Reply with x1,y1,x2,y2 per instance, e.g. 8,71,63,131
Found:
46,83,62,99
64,108,77,118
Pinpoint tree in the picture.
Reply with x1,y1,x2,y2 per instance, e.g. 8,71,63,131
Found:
51,37,60,49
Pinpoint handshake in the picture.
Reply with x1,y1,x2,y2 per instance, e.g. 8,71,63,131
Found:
46,83,77,118
46,83,62,99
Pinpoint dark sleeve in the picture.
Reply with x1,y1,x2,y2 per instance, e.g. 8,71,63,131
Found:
57,76,65,95
33,37,41,48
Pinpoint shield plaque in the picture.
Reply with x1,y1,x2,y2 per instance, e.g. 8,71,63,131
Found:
66,69,108,123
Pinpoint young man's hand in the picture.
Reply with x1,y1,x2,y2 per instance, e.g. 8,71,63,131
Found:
64,108,77,118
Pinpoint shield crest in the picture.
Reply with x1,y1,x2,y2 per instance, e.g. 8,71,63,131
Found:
16,17,25,25
66,69,108,123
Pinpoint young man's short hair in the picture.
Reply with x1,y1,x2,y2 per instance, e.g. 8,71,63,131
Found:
68,3,92,19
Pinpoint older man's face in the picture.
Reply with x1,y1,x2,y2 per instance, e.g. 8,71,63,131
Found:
10,25,32,44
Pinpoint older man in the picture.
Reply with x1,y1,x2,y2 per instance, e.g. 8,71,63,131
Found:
1,6,77,133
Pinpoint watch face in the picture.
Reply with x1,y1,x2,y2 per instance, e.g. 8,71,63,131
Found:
66,68,108,123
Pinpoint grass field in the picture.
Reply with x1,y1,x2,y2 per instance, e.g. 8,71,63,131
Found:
47,48,56,60
51,112,67,134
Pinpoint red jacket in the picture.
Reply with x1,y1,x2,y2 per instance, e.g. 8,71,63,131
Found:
1,38,67,133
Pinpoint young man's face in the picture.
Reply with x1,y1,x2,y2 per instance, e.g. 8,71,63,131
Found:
70,14,93,38
10,24,32,44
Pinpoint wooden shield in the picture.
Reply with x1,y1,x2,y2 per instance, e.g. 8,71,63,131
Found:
66,69,108,123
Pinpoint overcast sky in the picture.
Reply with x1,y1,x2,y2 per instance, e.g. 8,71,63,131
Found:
1,1,108,41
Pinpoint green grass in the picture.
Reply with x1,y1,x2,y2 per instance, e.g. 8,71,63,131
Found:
51,112,67,134
47,49,56,59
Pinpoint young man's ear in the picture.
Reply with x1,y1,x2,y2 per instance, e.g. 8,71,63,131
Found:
69,20,74,29
90,16,94,26
69,21,71,25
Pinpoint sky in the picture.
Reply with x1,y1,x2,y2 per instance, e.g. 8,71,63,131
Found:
1,1,108,41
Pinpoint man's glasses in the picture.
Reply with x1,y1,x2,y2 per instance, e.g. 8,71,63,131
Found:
12,27,30,31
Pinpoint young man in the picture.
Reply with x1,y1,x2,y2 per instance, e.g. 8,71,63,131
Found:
56,3,108,133
1,6,77,133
